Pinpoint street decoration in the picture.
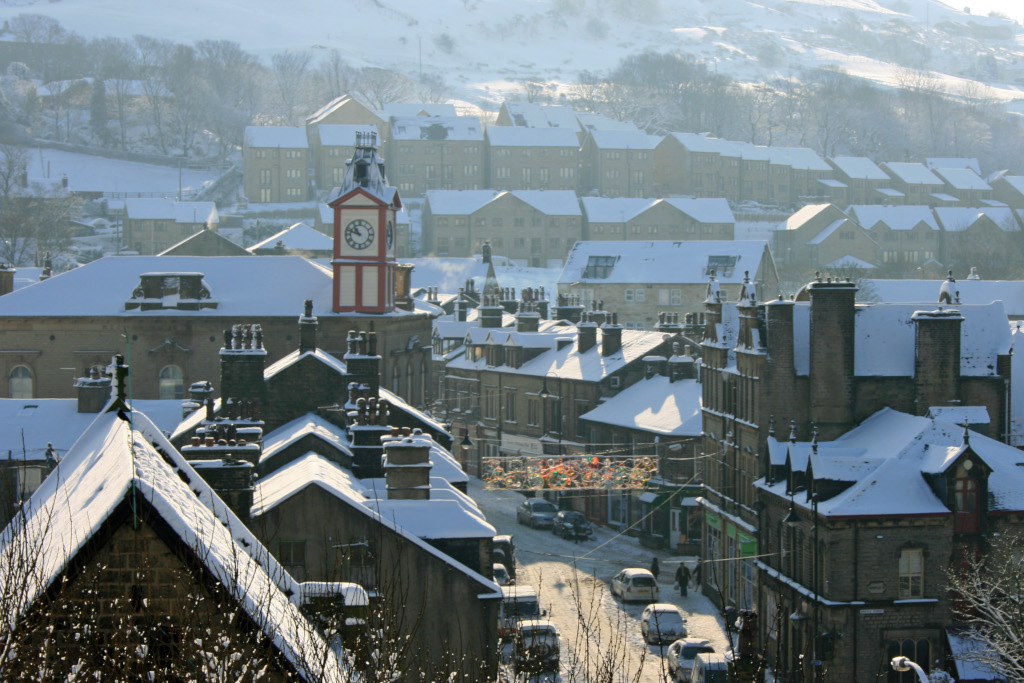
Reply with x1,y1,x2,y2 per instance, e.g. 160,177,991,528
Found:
482,455,658,490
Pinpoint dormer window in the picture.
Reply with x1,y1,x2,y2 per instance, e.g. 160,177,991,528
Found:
125,273,217,311
582,255,617,279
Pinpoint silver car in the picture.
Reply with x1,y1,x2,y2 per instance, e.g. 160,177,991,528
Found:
516,498,558,528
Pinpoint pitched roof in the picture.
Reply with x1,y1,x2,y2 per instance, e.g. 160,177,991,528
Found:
847,205,939,231
829,156,889,180
390,116,483,141
0,409,347,682
934,167,992,191
379,102,457,118
125,198,218,224
559,240,770,285
250,223,335,252
883,161,943,185
580,373,702,436
317,124,379,146
861,277,1024,316
587,129,658,150
501,102,579,129
934,207,1018,232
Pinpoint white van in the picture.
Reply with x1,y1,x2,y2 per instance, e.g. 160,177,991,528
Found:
498,584,545,641
690,652,730,683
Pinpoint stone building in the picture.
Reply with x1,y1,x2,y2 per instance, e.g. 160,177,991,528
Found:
0,136,435,405
242,125,311,204
696,276,1013,679
385,115,485,196
422,189,582,266
581,197,734,243
123,198,219,255
557,240,778,330
579,129,659,198
826,156,894,205
485,126,580,191
773,203,878,268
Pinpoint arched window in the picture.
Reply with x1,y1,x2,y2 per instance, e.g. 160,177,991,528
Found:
391,363,399,394
9,365,33,399
406,363,414,401
159,365,184,400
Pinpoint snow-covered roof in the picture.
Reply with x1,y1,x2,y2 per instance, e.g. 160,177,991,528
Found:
425,189,500,215
933,167,992,191
250,222,335,252
927,406,990,425
379,102,457,118
265,347,348,379
486,126,579,147
946,630,1001,682
0,398,183,462
788,300,1010,377
581,197,732,224
451,326,668,383
862,278,1024,317
575,112,638,133
926,157,981,174
587,129,658,150
252,453,498,591
665,132,740,157
765,146,830,171
558,240,769,285
996,175,1024,194
245,125,308,148
759,409,1024,517
826,255,875,269
0,409,347,681
807,218,848,245
509,190,582,215
847,205,939,231
124,198,218,225
580,373,702,436
390,115,483,141
784,204,840,231
883,161,943,186
662,198,734,223
0,256,414,318
501,102,579,129
829,156,888,180
317,124,378,146
260,414,354,469
934,207,1018,232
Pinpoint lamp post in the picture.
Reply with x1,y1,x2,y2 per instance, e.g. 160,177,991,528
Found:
785,490,820,682
538,371,562,456
890,656,929,683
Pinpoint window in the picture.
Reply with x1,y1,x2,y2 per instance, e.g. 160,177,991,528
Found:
514,218,525,227
559,167,574,179
496,167,511,179
522,168,532,183
582,255,617,279
899,548,924,598
705,255,738,277
527,398,540,426
279,540,306,571
887,639,931,683
539,168,549,183
504,390,516,423
425,164,436,179
159,365,184,400
625,289,634,302
259,188,271,202
254,149,266,159
285,168,301,179
635,288,646,302
332,167,344,183
9,366,32,399
671,289,682,305
464,164,479,176
259,168,271,185
436,237,449,253
659,289,670,306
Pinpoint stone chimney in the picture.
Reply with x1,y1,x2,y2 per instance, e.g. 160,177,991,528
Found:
535,287,550,320
643,355,667,379
655,312,684,335
0,263,14,296
478,294,504,328
577,311,598,353
554,293,584,324
344,330,381,398
736,273,763,351
913,308,964,414
499,287,519,315
220,323,267,409
515,300,540,333
808,277,857,440
668,343,698,382
348,396,391,478
382,428,433,500
601,312,622,356
299,299,318,353
75,368,111,413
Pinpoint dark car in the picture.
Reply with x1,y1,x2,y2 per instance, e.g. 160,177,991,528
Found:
512,619,560,676
494,534,516,579
516,498,558,529
552,510,593,540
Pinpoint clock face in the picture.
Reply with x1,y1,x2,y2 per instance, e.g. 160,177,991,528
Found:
386,221,394,249
345,219,374,250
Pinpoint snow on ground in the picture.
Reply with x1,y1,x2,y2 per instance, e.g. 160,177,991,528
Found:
24,147,219,196
471,479,729,682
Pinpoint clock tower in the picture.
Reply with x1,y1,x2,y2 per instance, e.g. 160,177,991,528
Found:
328,131,400,313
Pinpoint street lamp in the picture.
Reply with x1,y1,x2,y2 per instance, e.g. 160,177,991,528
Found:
538,371,562,455
890,656,929,683
785,489,820,681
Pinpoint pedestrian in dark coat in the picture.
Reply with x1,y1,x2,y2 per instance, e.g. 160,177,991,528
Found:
675,562,691,596
694,559,702,585
650,556,660,581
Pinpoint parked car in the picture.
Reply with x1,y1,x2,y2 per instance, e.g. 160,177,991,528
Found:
498,584,545,641
494,534,516,579
493,563,512,586
690,652,730,683
516,498,558,529
641,603,688,645
610,568,660,603
667,638,715,682
512,619,560,676
551,510,593,540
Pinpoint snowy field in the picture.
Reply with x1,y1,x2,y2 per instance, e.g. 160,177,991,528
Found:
24,147,219,196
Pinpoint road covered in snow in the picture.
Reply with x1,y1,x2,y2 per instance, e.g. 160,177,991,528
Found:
471,480,730,682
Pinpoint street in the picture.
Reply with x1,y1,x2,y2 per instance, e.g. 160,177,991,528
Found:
472,481,730,682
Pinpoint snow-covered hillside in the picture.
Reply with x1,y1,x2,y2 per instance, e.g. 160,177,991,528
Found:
1,0,1022,112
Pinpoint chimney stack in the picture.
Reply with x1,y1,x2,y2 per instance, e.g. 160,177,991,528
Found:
554,293,584,324
220,323,268,409
75,367,112,413
577,311,598,353
808,278,857,439
299,299,318,353
601,312,622,356
478,294,504,328
382,429,434,500
345,330,382,399
913,308,964,415
0,263,14,296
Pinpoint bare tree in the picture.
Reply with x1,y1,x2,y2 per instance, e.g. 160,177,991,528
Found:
948,534,1024,682
133,35,174,154
6,14,65,44
271,50,311,125
353,67,414,110
93,37,137,151
311,50,354,104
